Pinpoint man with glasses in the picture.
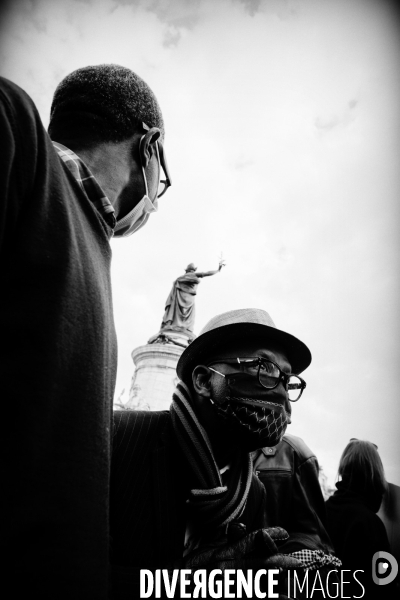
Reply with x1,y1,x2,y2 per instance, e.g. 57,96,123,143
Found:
1,64,170,599
110,308,341,597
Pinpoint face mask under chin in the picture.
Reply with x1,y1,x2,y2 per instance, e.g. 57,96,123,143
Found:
113,194,158,238
210,372,289,452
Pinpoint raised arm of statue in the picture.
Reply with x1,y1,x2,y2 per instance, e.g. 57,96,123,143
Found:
197,261,226,278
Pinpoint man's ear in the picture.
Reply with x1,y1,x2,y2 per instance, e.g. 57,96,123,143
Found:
139,127,161,168
192,365,212,398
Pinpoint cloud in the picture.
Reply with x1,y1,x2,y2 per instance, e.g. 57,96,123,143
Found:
237,0,262,17
315,98,359,132
112,0,202,27
162,26,182,48
233,157,255,170
234,0,303,19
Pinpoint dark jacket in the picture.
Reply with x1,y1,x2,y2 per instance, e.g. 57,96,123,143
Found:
326,482,394,599
253,434,334,553
1,77,117,599
110,410,268,598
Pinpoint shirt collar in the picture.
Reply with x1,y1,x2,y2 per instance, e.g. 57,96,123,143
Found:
52,141,116,229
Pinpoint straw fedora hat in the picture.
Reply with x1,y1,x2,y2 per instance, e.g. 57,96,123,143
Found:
177,308,311,381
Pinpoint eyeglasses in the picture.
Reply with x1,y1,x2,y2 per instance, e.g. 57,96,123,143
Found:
207,357,306,402
156,141,171,198
141,122,171,199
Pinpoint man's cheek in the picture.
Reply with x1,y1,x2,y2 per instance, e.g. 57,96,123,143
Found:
210,379,229,406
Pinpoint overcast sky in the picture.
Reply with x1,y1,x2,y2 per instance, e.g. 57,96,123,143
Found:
1,0,399,486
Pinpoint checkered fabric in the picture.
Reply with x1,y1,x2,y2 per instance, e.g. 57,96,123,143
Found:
52,142,116,228
288,549,342,570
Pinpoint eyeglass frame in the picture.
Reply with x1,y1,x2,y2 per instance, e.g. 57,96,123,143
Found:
140,121,171,199
207,356,307,402
156,141,171,197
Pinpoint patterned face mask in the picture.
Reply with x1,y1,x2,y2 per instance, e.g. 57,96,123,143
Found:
210,371,289,451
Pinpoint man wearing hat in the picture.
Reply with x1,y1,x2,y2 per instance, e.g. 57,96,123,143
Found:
110,308,334,596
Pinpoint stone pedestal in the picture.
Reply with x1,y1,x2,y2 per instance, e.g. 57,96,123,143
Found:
126,343,185,411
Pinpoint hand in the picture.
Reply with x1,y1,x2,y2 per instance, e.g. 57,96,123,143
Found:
218,260,226,271
180,528,303,600
182,527,301,571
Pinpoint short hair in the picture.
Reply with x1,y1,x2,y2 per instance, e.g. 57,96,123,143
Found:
338,439,387,497
48,64,164,146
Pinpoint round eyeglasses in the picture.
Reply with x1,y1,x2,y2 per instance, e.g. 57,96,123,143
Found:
207,357,306,402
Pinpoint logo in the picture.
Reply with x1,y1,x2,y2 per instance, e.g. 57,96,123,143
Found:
372,551,398,585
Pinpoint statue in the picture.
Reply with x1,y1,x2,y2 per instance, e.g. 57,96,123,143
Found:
148,261,225,346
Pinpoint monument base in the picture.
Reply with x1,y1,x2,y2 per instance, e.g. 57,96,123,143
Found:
126,342,185,411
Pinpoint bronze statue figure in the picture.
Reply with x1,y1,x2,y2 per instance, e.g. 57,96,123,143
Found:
161,262,225,334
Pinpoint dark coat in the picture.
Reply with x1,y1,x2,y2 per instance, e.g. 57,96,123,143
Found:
1,77,117,599
110,410,268,598
326,482,393,599
253,434,334,553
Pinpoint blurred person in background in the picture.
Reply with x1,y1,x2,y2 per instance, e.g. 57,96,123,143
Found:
252,433,334,558
325,439,396,598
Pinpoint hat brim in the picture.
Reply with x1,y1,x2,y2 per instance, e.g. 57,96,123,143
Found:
177,322,311,381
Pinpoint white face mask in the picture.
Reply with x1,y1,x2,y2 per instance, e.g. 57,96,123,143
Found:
113,138,160,238
113,194,158,237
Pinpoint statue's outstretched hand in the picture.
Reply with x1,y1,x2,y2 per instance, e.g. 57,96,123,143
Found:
218,260,226,271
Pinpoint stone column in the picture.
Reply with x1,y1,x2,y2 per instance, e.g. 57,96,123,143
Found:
126,342,185,411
